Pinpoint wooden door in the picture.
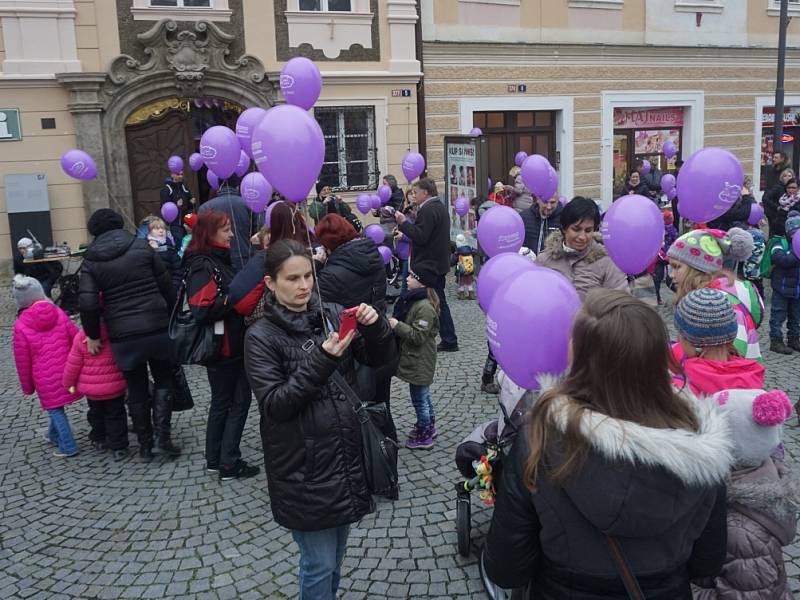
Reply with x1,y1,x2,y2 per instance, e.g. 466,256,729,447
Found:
125,110,195,223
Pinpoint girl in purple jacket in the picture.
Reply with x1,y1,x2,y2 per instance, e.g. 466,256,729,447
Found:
12,275,81,457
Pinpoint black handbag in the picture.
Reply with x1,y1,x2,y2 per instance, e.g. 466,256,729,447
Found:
168,258,223,366
170,365,194,412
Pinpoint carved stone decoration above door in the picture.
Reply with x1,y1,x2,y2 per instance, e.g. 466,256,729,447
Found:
105,20,267,98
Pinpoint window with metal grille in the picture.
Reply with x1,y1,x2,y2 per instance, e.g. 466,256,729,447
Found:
315,106,378,190
150,0,212,6
299,0,352,10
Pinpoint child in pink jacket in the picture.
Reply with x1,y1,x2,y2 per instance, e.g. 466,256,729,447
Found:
63,322,129,460
12,275,82,457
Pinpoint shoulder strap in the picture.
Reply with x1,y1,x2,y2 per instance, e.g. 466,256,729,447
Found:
605,536,645,600
298,330,363,412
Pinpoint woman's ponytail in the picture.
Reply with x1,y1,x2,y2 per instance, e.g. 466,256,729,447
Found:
427,288,440,315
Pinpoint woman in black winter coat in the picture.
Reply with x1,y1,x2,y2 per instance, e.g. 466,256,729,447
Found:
484,289,731,599
184,210,259,482
78,209,178,460
764,168,795,237
244,239,397,600
620,171,652,199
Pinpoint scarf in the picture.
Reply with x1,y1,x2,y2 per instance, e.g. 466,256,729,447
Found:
392,287,429,322
778,192,800,211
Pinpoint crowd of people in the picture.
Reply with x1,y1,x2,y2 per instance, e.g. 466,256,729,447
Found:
10,154,800,599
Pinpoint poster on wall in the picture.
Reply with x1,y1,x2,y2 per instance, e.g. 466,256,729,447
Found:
444,135,489,249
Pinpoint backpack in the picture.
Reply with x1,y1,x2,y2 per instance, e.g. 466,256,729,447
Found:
456,254,474,276
760,237,788,279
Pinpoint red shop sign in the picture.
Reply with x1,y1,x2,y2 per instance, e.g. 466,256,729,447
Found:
613,107,684,129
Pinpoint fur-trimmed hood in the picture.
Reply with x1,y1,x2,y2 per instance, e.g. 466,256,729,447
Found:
542,230,609,265
543,390,734,537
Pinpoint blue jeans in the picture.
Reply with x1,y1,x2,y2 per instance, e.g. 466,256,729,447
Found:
48,407,78,455
400,258,409,296
291,525,350,600
770,290,800,339
409,384,434,430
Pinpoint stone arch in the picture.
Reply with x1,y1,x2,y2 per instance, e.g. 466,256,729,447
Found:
57,20,274,226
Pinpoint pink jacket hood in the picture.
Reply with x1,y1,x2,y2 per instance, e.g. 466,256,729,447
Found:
681,356,766,397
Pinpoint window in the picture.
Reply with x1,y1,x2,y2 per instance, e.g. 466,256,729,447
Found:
299,0,352,10
150,0,211,6
769,0,800,16
315,106,377,190
674,0,723,13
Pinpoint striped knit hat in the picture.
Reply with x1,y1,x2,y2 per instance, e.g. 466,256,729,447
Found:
674,288,738,348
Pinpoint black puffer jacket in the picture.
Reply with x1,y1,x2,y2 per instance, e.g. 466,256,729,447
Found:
707,195,755,231
79,229,175,342
521,202,563,255
318,238,386,313
244,294,397,531
763,183,786,237
485,393,732,599
399,197,451,284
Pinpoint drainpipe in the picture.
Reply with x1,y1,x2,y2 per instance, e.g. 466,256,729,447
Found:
774,0,789,154
415,0,427,167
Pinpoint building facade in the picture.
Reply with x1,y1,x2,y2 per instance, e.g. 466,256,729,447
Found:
420,0,800,207
0,0,420,260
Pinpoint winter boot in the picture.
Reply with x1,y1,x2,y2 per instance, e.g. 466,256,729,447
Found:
481,381,500,395
128,395,154,461
788,337,800,352
467,289,476,301
152,389,181,457
405,426,434,450
770,338,793,355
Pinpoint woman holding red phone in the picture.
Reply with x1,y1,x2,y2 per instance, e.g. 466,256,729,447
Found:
244,239,397,600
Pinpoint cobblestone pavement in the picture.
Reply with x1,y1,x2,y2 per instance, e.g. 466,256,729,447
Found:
0,276,799,599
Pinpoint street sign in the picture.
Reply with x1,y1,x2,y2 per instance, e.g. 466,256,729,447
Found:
518,84,527,92
0,108,22,141
391,89,412,97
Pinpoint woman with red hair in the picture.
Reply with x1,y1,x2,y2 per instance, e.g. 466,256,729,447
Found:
184,210,260,482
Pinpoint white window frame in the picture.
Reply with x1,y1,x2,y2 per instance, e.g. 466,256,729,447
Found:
131,0,232,22
291,0,369,12
568,0,623,10
675,0,724,13
314,105,380,191
768,0,800,17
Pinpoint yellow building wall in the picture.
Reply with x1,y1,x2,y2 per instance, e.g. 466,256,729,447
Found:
0,85,84,260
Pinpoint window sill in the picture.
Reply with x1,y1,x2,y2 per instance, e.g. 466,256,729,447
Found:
568,0,623,10
767,5,800,17
285,10,374,58
675,1,724,13
459,0,520,6
131,7,233,22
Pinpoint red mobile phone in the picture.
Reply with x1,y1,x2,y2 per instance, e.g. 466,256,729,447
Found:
339,307,359,339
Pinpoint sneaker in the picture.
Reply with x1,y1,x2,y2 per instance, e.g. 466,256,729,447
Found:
220,460,260,481
90,440,106,452
770,338,793,355
53,449,79,458
407,425,438,439
112,449,128,462
207,464,220,475
405,428,434,450
42,431,54,445
481,382,501,395
467,290,476,300
437,342,459,352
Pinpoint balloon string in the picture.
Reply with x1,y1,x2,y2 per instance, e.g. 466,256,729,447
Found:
302,201,329,336
98,180,138,232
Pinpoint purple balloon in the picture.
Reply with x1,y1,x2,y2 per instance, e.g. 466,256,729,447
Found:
395,237,411,260
252,105,324,203
667,187,678,201
602,194,664,275
370,194,381,210
477,205,525,258
60,149,97,181
189,152,204,172
241,172,273,213
487,268,580,389
378,184,392,204
476,252,537,312
161,202,179,224
200,126,240,179
207,170,220,191
469,127,482,137
265,201,282,229
663,140,678,159
402,151,425,182
236,107,268,159
454,196,470,217
748,202,765,226
235,150,250,178
660,173,676,193
280,57,322,111
677,147,744,224
167,155,183,174
514,151,528,167
538,165,559,201
558,195,568,206
364,224,385,245
520,154,553,199
641,159,652,175
377,245,393,264
355,193,371,215
793,231,800,258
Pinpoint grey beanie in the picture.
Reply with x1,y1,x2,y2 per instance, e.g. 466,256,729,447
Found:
667,227,754,274
13,274,46,309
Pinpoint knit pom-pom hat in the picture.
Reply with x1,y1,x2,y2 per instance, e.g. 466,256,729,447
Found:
12,274,46,309
714,388,792,468
667,227,754,273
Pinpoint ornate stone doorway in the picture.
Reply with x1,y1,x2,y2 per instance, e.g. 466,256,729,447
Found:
56,20,273,227
125,96,244,223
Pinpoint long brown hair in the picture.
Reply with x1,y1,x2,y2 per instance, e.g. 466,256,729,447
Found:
523,289,699,491
185,210,230,256
673,264,737,304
